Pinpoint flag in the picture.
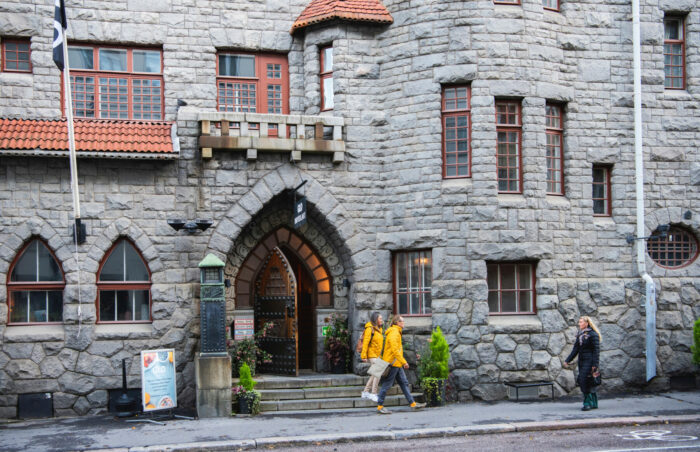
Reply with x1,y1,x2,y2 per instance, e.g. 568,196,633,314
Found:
52,0,67,71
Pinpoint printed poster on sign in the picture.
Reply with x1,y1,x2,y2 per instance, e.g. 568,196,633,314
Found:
140,349,177,412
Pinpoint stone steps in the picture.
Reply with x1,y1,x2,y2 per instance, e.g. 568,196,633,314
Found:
236,373,424,414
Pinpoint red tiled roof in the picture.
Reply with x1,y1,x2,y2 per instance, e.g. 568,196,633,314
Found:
0,118,176,158
291,0,393,33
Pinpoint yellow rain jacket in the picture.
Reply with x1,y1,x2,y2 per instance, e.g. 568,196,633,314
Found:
382,324,407,368
361,322,383,360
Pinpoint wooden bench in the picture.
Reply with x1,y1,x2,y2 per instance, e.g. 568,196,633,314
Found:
504,381,554,401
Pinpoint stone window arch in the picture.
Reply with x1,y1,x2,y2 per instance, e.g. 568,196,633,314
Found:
6,238,65,324
647,225,698,269
96,238,152,322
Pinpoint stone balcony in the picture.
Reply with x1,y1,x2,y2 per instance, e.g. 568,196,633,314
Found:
197,112,345,163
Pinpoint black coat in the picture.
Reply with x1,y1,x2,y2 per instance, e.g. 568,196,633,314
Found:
565,328,600,393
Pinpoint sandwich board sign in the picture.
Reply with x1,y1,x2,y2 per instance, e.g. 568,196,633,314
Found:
140,349,177,412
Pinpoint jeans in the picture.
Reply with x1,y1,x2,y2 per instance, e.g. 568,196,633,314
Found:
377,366,414,406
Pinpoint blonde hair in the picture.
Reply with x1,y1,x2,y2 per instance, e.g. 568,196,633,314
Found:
580,316,602,342
390,315,404,326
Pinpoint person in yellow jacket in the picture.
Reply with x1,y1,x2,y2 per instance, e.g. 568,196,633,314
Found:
360,312,384,402
376,316,426,414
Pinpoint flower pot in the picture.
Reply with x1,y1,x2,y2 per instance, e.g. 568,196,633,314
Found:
330,358,347,374
424,378,447,407
237,395,252,414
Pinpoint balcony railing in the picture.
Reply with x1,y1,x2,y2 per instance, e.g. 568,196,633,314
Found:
198,112,345,163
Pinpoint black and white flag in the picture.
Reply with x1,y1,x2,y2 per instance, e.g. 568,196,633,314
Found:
52,0,67,71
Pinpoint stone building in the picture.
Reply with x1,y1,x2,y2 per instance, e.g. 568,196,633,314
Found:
0,0,698,418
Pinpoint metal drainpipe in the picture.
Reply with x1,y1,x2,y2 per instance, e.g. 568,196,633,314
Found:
632,0,657,382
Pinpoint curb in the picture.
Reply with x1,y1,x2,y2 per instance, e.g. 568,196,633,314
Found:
100,414,700,451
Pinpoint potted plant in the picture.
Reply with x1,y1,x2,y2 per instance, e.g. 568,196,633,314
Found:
692,318,700,365
233,363,261,415
228,322,273,377
324,313,351,374
417,326,450,407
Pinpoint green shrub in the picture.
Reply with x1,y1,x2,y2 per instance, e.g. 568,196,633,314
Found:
418,326,450,380
239,363,257,392
692,318,700,365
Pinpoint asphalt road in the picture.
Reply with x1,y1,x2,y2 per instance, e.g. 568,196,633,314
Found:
270,423,700,452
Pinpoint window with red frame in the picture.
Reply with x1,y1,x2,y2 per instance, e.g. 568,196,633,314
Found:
394,250,432,316
546,103,564,195
592,165,611,216
66,46,163,120
320,46,333,111
217,52,289,115
647,226,698,269
496,100,522,193
542,0,559,11
664,17,685,89
7,239,64,324
97,239,151,323
442,85,471,178
2,38,31,72
487,262,535,314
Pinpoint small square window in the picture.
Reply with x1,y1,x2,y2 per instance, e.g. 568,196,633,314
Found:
2,39,32,73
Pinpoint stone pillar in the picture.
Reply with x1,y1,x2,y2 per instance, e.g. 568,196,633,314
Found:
195,355,231,418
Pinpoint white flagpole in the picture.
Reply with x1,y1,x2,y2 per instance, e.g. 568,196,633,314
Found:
61,28,80,220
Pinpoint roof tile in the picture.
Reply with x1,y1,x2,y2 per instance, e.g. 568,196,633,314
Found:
0,118,175,156
291,0,393,32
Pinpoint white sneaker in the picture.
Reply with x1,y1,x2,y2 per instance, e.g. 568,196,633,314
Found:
361,391,369,399
370,394,378,402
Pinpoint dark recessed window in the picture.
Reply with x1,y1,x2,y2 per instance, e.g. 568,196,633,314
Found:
496,100,522,193
393,250,432,316
647,226,698,269
7,239,64,324
2,38,32,73
546,103,564,195
487,262,536,314
664,17,685,90
442,85,471,178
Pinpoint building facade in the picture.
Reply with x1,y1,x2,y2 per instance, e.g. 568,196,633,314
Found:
0,0,698,417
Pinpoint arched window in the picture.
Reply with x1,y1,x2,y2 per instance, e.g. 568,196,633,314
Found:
647,226,699,269
97,239,151,322
7,239,64,324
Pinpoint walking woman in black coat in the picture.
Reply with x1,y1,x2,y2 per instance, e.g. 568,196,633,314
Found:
564,316,602,411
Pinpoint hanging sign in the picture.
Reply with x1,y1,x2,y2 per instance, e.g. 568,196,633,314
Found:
140,349,177,412
294,196,307,229
234,317,255,340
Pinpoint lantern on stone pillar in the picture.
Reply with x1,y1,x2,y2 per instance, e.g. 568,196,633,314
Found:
198,254,226,355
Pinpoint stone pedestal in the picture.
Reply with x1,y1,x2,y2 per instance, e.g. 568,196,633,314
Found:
195,354,231,418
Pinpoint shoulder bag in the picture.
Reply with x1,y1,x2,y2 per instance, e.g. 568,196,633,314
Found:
367,332,395,378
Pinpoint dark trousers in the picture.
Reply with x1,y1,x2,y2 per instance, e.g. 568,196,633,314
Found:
377,366,414,406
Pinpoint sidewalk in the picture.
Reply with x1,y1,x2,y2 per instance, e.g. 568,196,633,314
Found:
1,391,698,452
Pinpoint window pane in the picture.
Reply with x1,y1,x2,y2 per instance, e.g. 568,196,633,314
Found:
48,291,63,322
410,293,420,315
125,242,148,281
501,264,516,289
116,291,131,320
593,200,605,215
10,291,29,323
422,253,432,290
518,264,531,289
487,265,498,289
665,19,680,40
38,242,62,281
99,49,127,71
100,241,125,281
409,252,420,289
133,50,160,73
100,290,116,321
396,253,407,291
501,291,517,312
519,291,532,312
219,54,255,77
69,47,94,69
322,77,334,109
322,47,333,72
11,241,38,282
488,291,499,312
398,293,408,314
134,290,150,320
423,292,432,314
29,291,47,322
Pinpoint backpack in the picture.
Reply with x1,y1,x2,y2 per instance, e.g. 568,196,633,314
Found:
355,326,376,354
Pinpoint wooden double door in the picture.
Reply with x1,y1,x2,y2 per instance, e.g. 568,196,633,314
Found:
254,247,315,375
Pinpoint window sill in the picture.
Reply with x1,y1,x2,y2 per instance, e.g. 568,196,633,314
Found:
497,193,526,207
663,89,690,100
4,324,65,342
488,314,542,333
545,194,570,208
401,316,432,332
95,323,152,339
593,216,615,227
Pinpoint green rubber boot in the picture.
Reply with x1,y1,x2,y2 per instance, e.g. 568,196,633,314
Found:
591,392,598,409
582,393,591,411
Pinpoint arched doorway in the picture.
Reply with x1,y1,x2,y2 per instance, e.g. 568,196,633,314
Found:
235,226,333,374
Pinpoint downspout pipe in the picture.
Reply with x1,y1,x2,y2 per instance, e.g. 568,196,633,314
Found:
632,0,657,382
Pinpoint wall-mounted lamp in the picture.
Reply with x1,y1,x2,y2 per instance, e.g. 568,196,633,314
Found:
684,210,692,220
167,219,213,234
626,223,670,244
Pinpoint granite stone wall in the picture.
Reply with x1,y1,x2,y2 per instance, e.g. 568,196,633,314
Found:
0,0,698,417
